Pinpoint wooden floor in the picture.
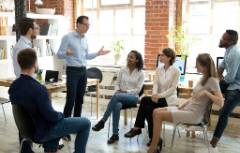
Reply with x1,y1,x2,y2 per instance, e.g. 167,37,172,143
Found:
0,95,240,153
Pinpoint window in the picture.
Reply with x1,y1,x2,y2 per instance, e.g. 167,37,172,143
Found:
75,0,145,66
183,0,240,73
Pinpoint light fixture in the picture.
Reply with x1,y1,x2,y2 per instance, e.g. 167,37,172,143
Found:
28,0,43,12
35,0,43,5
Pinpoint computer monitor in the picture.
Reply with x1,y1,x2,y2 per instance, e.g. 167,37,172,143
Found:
156,54,187,75
45,70,59,83
173,55,187,75
216,57,224,69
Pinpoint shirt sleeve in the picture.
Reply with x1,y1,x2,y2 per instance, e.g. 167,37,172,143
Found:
224,49,240,83
35,86,64,123
208,77,221,92
115,69,123,91
127,71,145,95
57,35,69,59
157,69,180,98
152,68,159,95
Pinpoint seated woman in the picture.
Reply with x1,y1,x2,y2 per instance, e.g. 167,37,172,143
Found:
147,53,224,153
92,50,144,144
124,48,180,146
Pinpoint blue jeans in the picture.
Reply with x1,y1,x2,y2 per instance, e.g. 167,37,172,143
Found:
64,67,87,117
213,89,240,138
41,117,90,153
102,92,138,135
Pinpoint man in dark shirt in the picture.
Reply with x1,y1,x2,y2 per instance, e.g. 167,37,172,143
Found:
9,48,90,153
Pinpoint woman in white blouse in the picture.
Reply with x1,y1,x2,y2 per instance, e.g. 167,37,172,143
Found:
124,48,180,146
92,50,145,144
147,53,224,153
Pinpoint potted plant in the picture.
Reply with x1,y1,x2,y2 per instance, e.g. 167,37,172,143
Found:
111,40,124,65
167,26,197,55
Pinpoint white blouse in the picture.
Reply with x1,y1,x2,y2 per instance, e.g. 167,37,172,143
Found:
152,65,180,105
115,66,145,96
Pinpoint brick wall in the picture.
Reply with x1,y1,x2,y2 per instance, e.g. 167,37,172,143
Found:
28,0,74,30
145,0,176,69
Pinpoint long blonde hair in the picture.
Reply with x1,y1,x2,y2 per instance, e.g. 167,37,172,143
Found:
196,53,218,86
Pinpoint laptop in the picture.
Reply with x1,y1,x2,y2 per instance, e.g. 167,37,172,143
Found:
45,70,59,83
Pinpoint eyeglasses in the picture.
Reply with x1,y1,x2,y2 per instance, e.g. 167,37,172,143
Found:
81,23,90,27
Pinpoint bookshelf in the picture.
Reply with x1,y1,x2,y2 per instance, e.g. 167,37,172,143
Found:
0,12,67,78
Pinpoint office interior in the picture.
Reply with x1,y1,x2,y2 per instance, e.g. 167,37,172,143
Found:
0,0,240,153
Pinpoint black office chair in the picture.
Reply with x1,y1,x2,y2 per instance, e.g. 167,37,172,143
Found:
12,104,67,153
86,67,103,115
12,104,37,152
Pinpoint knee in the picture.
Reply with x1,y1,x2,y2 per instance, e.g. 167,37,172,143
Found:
153,109,162,120
80,117,91,130
115,103,122,110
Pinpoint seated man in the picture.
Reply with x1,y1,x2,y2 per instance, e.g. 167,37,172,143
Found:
9,48,90,153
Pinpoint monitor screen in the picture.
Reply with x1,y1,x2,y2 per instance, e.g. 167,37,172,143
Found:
156,55,187,75
216,57,224,69
173,55,187,75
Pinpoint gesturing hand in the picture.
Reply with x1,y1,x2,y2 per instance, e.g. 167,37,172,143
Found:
98,46,110,56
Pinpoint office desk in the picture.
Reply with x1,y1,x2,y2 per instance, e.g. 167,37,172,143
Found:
0,78,100,119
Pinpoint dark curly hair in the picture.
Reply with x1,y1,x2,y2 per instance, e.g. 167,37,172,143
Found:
129,50,144,71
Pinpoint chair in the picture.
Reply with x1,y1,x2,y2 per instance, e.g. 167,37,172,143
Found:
86,67,103,116
12,104,38,152
12,104,69,153
0,97,10,121
107,85,144,138
170,102,213,153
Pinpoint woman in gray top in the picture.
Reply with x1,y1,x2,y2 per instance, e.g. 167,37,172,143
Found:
148,53,224,153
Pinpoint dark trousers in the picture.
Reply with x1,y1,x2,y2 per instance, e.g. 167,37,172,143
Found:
213,80,240,139
134,96,168,139
63,66,87,117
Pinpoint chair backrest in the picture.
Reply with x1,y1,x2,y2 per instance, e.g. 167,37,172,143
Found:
86,67,103,83
87,67,103,92
202,101,213,125
12,104,36,141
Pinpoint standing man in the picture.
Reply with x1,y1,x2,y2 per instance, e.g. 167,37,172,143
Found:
13,17,39,77
211,30,240,147
12,17,39,153
57,16,109,122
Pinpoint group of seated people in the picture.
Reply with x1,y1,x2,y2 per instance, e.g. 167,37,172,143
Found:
9,47,225,153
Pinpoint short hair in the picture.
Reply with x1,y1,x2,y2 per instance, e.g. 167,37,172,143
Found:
129,50,144,71
76,16,89,24
18,17,34,35
162,48,176,65
17,48,37,70
226,29,238,45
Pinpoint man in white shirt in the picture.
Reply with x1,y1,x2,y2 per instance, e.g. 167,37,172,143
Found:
13,17,39,77
12,17,39,153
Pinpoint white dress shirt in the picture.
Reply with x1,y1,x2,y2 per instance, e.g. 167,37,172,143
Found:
13,36,32,77
115,66,145,97
152,65,180,105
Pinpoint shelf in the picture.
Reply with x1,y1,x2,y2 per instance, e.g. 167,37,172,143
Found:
0,35,15,40
0,12,14,17
36,35,61,40
27,13,64,20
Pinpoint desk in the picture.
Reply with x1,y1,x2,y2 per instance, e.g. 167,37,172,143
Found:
0,78,100,119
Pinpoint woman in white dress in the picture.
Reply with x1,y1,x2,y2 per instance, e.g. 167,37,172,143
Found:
147,53,224,153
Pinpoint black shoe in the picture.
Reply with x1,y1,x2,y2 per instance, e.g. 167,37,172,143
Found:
124,128,142,138
147,139,152,146
62,135,71,141
107,134,119,144
92,120,105,131
20,140,35,153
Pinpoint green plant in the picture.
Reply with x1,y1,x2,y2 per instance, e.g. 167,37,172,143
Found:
111,40,124,55
167,26,197,55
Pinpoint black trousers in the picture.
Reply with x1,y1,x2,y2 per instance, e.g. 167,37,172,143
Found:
63,66,87,117
134,96,168,139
